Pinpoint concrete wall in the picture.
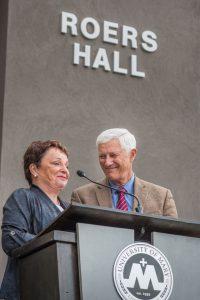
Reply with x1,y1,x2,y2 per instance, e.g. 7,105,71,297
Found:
0,0,199,282
0,0,8,173
0,0,9,285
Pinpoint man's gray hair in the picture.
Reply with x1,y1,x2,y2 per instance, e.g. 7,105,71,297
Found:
96,128,136,152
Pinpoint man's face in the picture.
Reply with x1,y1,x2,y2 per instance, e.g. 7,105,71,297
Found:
98,139,136,185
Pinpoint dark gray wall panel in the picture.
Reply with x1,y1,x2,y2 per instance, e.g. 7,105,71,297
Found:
0,0,8,174
0,0,9,287
0,0,200,282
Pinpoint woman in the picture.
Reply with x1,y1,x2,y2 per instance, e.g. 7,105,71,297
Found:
0,140,70,300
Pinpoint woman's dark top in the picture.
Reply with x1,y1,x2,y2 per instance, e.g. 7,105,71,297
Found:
0,185,69,300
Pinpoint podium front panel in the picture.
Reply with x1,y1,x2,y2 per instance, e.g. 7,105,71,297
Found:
77,223,135,300
19,231,79,300
153,232,200,300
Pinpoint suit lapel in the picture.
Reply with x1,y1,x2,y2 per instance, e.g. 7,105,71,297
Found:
93,176,148,211
133,176,148,212
95,178,113,208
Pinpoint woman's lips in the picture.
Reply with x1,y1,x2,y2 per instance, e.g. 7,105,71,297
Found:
57,176,68,180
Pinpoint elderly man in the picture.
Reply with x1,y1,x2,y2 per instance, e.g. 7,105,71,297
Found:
71,128,178,217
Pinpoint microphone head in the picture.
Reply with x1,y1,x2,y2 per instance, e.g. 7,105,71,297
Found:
77,170,86,177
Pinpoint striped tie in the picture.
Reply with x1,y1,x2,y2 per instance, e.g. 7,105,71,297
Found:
116,186,128,211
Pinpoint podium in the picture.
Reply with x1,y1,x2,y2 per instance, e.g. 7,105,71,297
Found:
14,203,200,300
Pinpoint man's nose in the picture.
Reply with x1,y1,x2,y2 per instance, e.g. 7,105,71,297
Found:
104,156,113,166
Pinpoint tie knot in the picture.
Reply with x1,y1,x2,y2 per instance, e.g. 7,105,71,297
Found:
119,186,126,193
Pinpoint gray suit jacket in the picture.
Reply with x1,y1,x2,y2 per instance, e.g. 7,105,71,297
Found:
71,177,178,217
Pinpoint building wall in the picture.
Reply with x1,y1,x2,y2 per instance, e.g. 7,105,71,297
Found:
0,0,8,173
0,0,9,285
0,0,200,282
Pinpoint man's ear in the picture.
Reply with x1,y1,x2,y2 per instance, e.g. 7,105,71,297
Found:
130,148,137,161
29,163,38,178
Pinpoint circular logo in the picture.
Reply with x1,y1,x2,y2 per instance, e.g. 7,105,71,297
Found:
113,243,173,300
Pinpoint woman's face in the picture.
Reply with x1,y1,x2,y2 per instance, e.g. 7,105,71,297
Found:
33,147,69,192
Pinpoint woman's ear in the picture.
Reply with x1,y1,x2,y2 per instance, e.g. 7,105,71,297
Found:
29,163,38,178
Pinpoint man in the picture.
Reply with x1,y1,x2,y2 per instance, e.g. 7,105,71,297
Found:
71,128,178,217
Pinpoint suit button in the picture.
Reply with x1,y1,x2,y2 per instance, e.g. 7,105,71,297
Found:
10,231,15,236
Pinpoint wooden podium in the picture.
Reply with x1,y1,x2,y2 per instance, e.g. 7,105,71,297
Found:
14,203,200,300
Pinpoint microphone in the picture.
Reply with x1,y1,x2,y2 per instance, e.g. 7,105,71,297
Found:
77,170,86,177
76,170,142,213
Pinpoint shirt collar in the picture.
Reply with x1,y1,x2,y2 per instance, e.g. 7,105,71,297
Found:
109,173,135,193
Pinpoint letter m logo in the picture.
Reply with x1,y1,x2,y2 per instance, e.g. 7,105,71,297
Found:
123,263,164,291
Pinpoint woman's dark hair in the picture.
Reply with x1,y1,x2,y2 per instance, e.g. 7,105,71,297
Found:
23,140,68,185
